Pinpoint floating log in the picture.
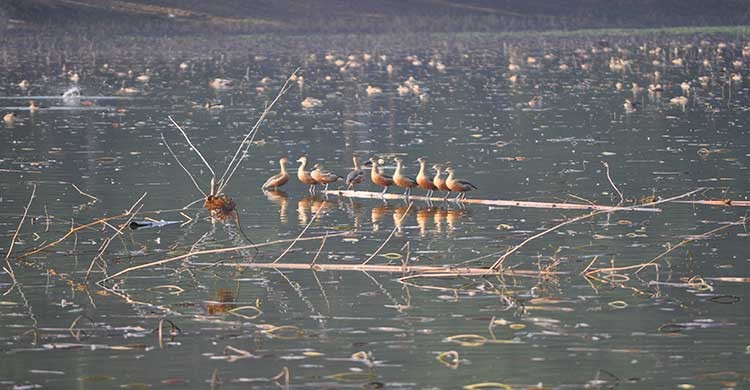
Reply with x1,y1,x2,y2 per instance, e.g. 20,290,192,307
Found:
323,190,661,213
189,261,561,277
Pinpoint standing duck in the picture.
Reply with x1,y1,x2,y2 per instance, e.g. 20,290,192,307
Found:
393,157,418,197
416,157,438,197
346,156,364,190
3,112,16,124
432,164,451,200
445,167,478,200
369,157,394,196
261,157,290,190
311,163,342,191
296,156,318,194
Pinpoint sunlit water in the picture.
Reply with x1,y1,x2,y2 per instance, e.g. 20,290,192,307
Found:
1,32,749,389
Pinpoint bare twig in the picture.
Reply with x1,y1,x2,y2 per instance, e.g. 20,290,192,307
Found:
489,187,707,271
160,132,207,198
167,116,216,177
310,231,328,267
635,218,746,273
490,210,604,271
3,184,36,296
5,184,36,262
601,161,624,206
71,183,100,203
217,68,299,194
98,232,348,284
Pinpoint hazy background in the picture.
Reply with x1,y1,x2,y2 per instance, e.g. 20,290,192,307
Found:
3,0,750,35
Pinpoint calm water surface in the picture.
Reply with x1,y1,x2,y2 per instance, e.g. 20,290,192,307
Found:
1,33,749,389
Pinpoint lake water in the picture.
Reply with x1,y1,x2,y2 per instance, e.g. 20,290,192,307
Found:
1,31,749,389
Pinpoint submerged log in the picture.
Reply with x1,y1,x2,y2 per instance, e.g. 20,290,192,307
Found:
323,190,661,213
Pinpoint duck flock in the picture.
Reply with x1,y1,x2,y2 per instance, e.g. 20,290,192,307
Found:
261,156,477,200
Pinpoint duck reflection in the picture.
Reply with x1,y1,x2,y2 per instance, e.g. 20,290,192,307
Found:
263,189,288,223
341,198,364,231
371,203,390,232
297,195,314,226
416,207,437,237
393,204,412,236
446,208,468,233
297,195,335,227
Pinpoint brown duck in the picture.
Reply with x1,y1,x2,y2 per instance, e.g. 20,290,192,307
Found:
445,167,477,200
261,157,289,190
416,157,438,197
296,156,318,194
393,157,418,197
369,157,394,196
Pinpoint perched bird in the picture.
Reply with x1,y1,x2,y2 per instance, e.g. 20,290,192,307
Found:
445,167,477,200
209,78,233,90
432,164,451,200
624,99,637,113
261,157,290,190
393,157,418,197
311,163,342,191
528,96,542,108
3,112,16,124
296,156,318,194
369,157,394,196
28,101,40,113
18,80,30,90
345,156,364,190
416,157,438,197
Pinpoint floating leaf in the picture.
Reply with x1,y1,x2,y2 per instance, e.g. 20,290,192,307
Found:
380,253,402,260
227,305,263,320
608,301,628,309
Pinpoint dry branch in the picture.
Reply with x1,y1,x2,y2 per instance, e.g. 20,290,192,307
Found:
3,184,36,296
98,232,351,284
635,218,746,273
217,68,299,194
323,190,661,212
191,261,561,277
